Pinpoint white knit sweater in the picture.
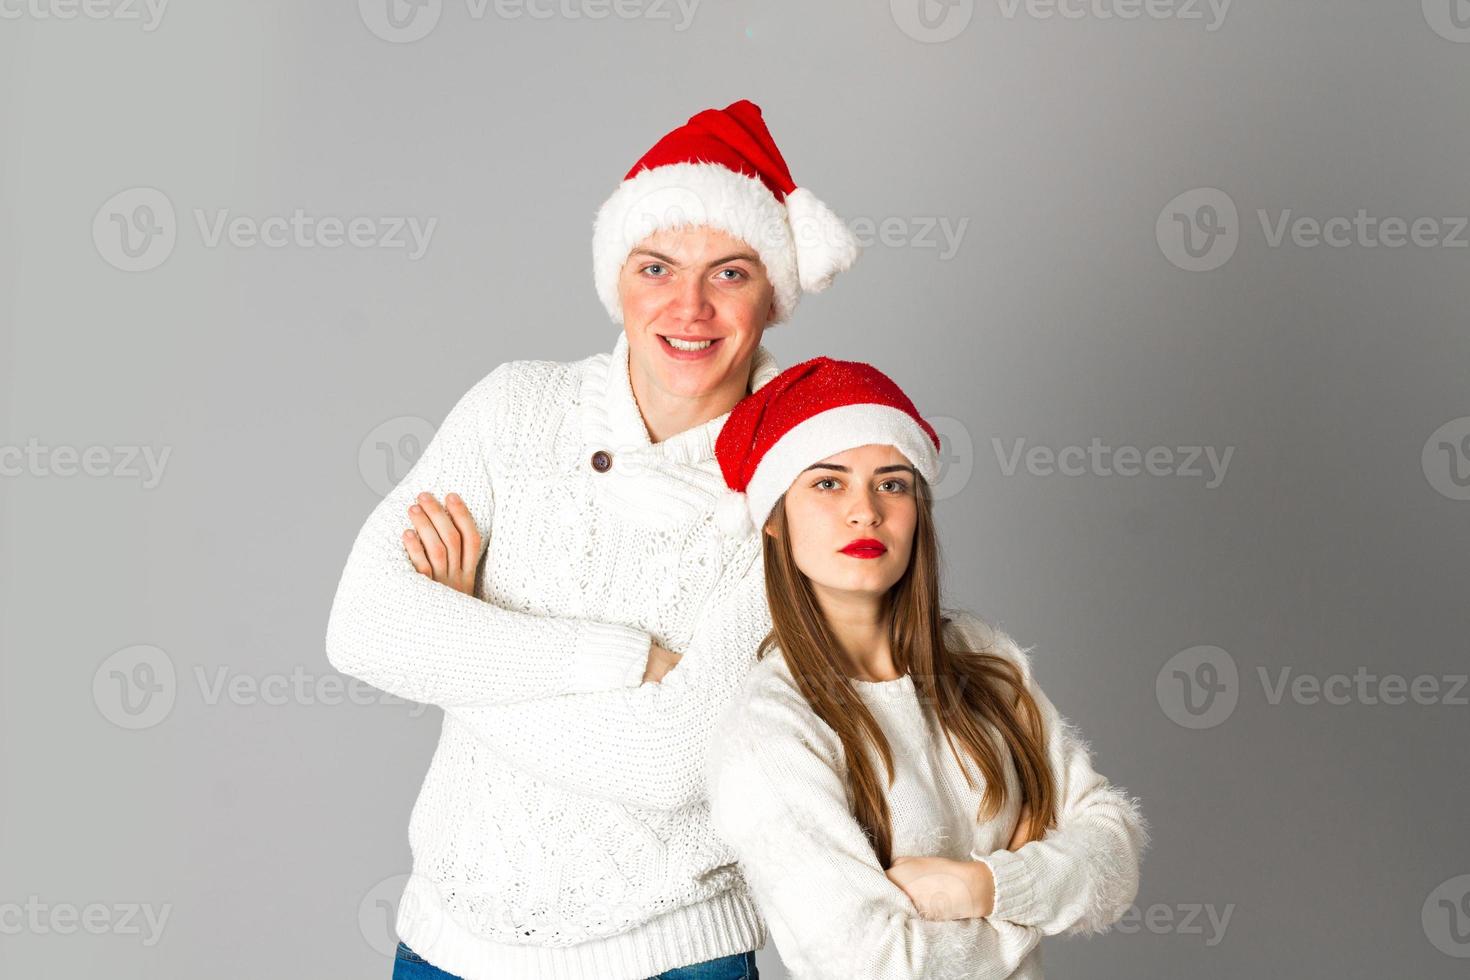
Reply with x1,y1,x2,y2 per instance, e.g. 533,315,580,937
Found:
325,330,784,980
705,609,1149,980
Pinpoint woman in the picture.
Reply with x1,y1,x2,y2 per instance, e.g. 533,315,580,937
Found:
704,355,1149,979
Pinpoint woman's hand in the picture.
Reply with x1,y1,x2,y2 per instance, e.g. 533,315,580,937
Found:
886,856,994,921
404,491,481,596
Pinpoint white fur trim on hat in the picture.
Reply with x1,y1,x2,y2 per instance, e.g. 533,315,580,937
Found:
594,161,830,327
740,404,941,532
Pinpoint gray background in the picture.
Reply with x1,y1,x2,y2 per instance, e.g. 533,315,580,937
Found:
3,1,1468,977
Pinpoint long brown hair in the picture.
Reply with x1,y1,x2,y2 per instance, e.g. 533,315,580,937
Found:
754,471,1057,868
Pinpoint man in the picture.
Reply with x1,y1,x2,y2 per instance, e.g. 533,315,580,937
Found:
325,99,860,980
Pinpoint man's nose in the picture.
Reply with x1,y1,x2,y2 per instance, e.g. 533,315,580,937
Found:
670,274,713,321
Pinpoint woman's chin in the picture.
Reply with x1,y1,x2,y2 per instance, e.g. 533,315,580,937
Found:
810,571,899,601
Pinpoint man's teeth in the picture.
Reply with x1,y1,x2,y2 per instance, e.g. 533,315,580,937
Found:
664,336,715,351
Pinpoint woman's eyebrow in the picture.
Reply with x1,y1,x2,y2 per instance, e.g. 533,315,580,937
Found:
801,463,915,475
629,248,760,269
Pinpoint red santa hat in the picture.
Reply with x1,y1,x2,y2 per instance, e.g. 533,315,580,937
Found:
712,355,943,537
592,99,861,326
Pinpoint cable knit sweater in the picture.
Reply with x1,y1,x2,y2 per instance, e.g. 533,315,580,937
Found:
325,330,783,980
705,609,1149,980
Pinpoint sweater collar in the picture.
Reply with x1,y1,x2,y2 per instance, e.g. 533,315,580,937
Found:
599,329,781,464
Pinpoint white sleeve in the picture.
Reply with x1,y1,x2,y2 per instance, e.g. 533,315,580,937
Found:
324,363,652,707
442,543,773,811
707,691,1044,980
969,626,1150,936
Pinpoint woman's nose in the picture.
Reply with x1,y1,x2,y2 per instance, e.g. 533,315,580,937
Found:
847,492,881,526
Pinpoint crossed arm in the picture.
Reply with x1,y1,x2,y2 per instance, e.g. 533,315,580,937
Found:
324,364,661,709
706,700,1045,980
965,621,1151,936
705,630,1147,979
326,364,768,811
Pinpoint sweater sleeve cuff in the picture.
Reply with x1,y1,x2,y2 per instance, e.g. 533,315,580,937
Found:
568,621,651,692
978,846,1041,923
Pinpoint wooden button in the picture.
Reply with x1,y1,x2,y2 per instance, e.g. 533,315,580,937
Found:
590,450,612,472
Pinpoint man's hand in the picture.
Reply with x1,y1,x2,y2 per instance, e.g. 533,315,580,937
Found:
886,856,994,920
643,643,683,684
404,491,481,596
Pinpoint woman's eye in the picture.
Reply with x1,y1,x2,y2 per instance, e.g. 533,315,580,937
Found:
814,478,840,491
880,479,910,493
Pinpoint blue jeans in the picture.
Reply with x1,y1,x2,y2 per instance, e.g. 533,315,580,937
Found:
392,941,758,980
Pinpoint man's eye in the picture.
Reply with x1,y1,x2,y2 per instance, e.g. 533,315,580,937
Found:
716,268,746,280
642,264,665,276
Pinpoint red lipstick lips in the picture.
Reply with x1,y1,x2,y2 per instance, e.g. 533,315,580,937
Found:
840,538,887,559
